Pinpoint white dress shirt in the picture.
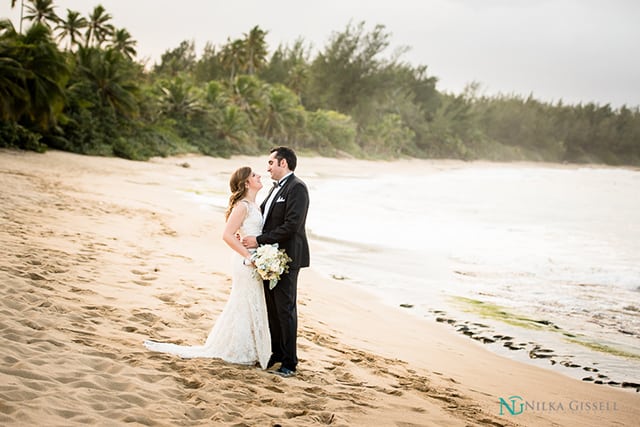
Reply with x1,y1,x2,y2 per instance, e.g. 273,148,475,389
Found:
262,172,292,221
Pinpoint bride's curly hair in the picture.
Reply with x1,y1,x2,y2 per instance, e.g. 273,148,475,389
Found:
225,166,252,220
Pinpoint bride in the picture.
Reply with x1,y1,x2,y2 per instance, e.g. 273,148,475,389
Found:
144,167,271,369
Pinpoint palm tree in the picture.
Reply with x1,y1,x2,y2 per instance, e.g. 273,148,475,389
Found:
85,5,113,48
55,9,87,52
243,25,268,75
204,80,228,108
13,22,69,130
23,0,59,29
260,84,301,142
109,28,136,60
229,74,263,126
0,55,28,121
215,104,249,147
74,47,138,118
153,40,196,77
157,76,203,120
0,19,29,121
287,62,308,103
220,38,246,81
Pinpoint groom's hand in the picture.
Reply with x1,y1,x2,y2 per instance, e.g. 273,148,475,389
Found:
242,236,258,249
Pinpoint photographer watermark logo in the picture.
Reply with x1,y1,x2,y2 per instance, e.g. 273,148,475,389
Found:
499,396,524,415
499,395,618,416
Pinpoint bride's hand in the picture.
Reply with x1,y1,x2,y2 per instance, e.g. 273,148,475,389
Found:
242,236,258,249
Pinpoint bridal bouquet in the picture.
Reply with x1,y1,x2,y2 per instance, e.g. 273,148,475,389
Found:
250,243,292,290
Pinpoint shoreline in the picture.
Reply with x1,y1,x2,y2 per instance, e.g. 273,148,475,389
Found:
429,305,640,391
1,149,638,426
311,258,640,393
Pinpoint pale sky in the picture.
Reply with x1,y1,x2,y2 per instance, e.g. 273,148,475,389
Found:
2,0,639,107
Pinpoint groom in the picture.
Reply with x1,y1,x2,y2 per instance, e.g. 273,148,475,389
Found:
242,146,310,377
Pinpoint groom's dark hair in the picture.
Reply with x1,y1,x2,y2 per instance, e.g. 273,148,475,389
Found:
271,146,297,171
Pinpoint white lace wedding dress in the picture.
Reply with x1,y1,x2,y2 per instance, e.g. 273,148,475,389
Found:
143,200,271,369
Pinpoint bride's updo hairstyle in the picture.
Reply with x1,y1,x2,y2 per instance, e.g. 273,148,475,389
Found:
225,166,252,220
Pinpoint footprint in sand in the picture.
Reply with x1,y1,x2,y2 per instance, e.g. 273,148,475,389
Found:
70,287,96,295
21,320,44,331
284,409,308,419
303,386,323,394
310,412,336,425
264,385,285,394
178,377,204,389
156,293,177,303
28,272,47,281
373,385,403,396
129,310,160,326
335,372,362,386
133,280,152,286
131,269,159,286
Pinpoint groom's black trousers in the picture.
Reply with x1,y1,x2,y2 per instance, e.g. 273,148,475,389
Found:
264,268,299,371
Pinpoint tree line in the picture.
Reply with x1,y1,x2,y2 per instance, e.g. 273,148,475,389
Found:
2,0,639,165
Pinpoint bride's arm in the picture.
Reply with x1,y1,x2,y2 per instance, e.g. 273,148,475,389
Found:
222,203,253,260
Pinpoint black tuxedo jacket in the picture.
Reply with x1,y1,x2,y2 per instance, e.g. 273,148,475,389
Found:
258,174,310,269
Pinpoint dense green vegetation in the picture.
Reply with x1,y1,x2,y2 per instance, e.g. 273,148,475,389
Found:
2,1,639,164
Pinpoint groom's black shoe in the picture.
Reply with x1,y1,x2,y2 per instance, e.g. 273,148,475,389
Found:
273,366,296,378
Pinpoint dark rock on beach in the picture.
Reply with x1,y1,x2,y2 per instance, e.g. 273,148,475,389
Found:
529,347,555,359
621,381,640,392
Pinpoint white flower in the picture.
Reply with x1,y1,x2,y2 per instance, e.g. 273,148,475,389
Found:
250,243,292,289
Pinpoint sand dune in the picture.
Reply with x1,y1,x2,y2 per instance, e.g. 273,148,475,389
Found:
1,149,637,426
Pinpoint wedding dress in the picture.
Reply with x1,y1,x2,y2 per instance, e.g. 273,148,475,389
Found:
144,200,271,369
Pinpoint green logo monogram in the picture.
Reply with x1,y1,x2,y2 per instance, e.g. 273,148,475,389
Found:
499,395,524,416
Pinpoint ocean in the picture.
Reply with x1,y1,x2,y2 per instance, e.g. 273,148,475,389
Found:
305,162,640,388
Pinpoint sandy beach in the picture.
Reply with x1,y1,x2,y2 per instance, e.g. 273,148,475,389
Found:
1,149,638,426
